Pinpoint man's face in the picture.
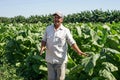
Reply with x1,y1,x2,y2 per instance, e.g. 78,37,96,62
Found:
53,15,63,26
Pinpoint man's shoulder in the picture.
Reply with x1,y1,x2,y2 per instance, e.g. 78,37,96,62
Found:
46,24,54,30
47,24,53,27
61,25,69,31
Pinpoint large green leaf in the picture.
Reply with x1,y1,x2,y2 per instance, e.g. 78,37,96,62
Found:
102,62,118,72
81,54,100,75
99,69,117,80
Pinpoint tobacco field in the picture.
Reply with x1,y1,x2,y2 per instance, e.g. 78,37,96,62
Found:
0,22,120,80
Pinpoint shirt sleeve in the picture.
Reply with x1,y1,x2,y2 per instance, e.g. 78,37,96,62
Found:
66,29,76,46
42,29,47,42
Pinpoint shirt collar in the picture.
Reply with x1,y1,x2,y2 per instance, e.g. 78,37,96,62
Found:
53,24,64,30
59,24,64,30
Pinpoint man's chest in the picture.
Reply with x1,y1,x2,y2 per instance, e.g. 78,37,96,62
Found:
46,29,66,43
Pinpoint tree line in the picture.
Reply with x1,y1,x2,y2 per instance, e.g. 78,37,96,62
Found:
0,9,120,23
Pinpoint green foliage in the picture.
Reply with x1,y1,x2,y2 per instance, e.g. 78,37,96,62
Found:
66,22,120,80
0,23,48,80
1,9,120,23
0,63,24,80
0,22,120,80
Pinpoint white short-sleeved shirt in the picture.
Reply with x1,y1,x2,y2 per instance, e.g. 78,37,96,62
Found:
42,24,76,64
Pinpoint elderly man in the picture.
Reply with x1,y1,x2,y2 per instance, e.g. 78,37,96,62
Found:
40,11,87,80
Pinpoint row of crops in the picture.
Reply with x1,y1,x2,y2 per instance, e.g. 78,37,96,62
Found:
1,9,120,23
0,22,120,80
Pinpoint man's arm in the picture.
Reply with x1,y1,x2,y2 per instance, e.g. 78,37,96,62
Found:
71,43,87,56
40,41,46,55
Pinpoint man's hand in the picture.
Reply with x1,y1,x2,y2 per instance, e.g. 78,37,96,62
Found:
71,43,88,57
79,52,88,56
40,47,46,55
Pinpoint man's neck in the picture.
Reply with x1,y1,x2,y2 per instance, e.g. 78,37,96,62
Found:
54,24,61,30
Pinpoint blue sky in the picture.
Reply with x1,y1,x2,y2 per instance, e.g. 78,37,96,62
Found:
0,0,120,17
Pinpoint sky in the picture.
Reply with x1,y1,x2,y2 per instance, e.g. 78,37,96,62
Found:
0,0,120,17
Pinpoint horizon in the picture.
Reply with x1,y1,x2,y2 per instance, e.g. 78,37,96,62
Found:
1,9,119,18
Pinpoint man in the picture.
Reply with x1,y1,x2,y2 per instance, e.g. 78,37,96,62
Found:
40,11,87,80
